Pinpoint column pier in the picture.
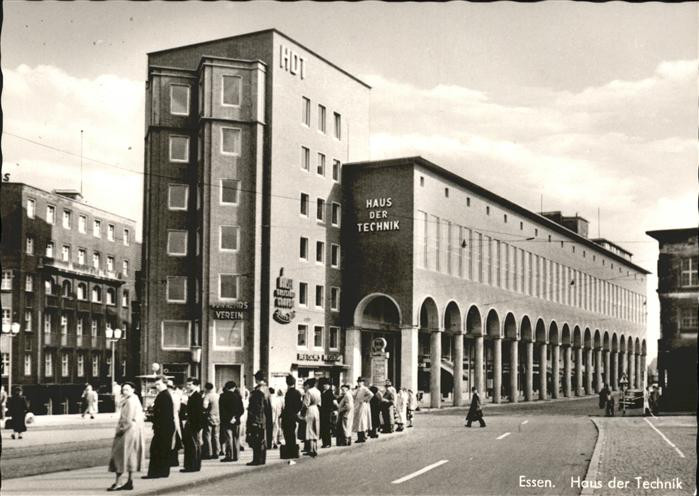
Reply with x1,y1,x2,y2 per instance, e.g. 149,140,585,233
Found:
595,349,603,392
453,332,464,406
635,353,642,389
475,336,484,396
575,347,583,396
628,352,636,389
400,326,418,393
345,327,363,386
525,341,534,401
430,329,442,408
493,338,502,403
563,345,572,397
585,349,593,394
509,340,518,403
539,343,548,400
610,350,618,391
551,344,560,399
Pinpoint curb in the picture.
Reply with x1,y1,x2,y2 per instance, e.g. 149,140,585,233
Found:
581,418,604,496
418,394,598,413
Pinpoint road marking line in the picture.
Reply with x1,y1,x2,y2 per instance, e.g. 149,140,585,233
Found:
391,460,449,484
496,432,511,440
521,420,529,425
644,418,685,458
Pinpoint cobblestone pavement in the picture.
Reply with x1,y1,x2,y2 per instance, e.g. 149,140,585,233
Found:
591,416,696,496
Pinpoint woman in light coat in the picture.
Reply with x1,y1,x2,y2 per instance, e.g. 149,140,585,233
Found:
336,384,354,446
303,378,321,457
108,382,145,491
352,378,373,442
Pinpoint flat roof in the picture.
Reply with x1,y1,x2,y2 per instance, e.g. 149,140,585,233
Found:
646,227,698,241
590,238,633,256
345,156,651,275
148,28,371,90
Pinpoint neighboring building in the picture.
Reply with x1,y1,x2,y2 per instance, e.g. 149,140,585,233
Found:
141,29,370,389
646,228,698,412
0,184,140,414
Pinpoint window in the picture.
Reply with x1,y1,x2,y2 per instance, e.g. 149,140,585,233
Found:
62,210,71,229
331,244,340,268
219,274,239,300
122,290,129,308
313,326,323,348
300,237,309,260
329,326,339,350
520,221,524,231
167,230,188,256
78,249,86,265
299,282,308,306
332,160,341,182
466,197,471,207
46,241,55,258
26,236,34,255
170,84,190,115
62,280,72,298
107,224,115,241
79,215,86,233
91,320,98,338
162,320,190,350
123,228,130,246
300,193,309,216
24,354,32,376
92,355,99,376
93,219,101,237
1,271,12,290
107,256,114,272
504,214,508,223
333,112,341,139
297,324,307,347
331,202,341,226
420,176,425,187
318,104,326,133
167,276,187,303
61,353,69,377
301,146,310,171
302,97,311,126
316,152,326,177
330,287,340,311
535,228,539,237
45,279,53,295
486,206,490,215
680,257,698,287
220,226,239,251
24,310,32,332
25,274,33,292
47,205,55,224
316,198,325,223
169,135,189,162
222,75,242,106
315,285,324,308
2,309,10,326
221,127,241,155
221,179,240,205
92,252,100,270
61,245,70,262
214,320,243,349
27,198,35,218
45,353,53,377
77,355,84,377
44,314,52,334
106,288,115,306
445,188,449,198
168,184,189,210
679,306,697,330
92,286,101,303
122,260,129,277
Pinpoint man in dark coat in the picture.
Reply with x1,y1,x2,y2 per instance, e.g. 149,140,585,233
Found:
319,378,336,448
465,387,486,427
181,377,205,472
219,381,244,462
246,371,271,465
145,377,175,478
281,374,303,458
368,385,382,438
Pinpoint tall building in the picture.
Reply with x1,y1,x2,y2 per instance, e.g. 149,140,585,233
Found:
0,184,140,413
141,29,370,388
646,228,698,412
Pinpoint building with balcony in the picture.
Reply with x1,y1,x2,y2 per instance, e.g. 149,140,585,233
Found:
0,183,140,414
646,227,698,412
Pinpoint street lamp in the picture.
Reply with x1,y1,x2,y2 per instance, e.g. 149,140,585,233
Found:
2,322,21,393
105,326,122,390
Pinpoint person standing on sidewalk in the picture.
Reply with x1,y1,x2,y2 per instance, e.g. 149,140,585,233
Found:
107,382,145,491
352,377,373,443
181,378,204,472
202,383,221,460
407,389,417,428
219,381,244,462
0,385,8,426
381,380,397,434
368,385,382,438
337,384,354,446
145,377,175,479
246,371,271,465
167,381,183,467
465,387,486,428
319,378,337,448
271,389,284,449
281,374,302,458
7,386,29,439
303,378,321,457
81,384,98,419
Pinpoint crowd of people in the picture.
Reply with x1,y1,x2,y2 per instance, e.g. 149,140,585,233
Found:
104,373,419,491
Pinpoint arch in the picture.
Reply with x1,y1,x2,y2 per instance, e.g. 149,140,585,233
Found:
504,312,518,341
91,286,102,303
443,301,462,334
106,288,116,305
77,283,87,301
583,327,592,349
62,280,72,298
603,331,610,351
593,329,601,350
573,326,582,348
535,318,547,343
641,339,647,355
353,293,402,330
548,321,560,345
466,305,483,336
561,324,571,346
611,333,618,352
634,337,641,355
419,297,440,331
520,315,533,342
626,336,633,355
619,335,626,353
485,309,501,338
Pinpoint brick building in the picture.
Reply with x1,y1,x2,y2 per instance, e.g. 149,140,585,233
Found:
646,227,698,412
0,184,140,414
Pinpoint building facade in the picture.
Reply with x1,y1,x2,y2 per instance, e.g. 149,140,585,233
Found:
141,29,370,389
646,228,698,412
0,184,140,413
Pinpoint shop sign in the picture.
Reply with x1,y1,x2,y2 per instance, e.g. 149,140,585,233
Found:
296,352,344,364
272,268,296,324
211,302,249,320
357,197,400,233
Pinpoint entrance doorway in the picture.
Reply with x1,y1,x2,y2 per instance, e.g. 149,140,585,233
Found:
214,364,241,391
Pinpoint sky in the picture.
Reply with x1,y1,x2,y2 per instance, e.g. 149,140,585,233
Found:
2,2,697,360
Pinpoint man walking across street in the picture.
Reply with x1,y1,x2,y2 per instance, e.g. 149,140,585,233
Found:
145,377,175,479
246,371,271,466
202,383,221,460
281,374,303,459
465,387,486,428
219,381,244,462
81,384,98,419
181,378,204,472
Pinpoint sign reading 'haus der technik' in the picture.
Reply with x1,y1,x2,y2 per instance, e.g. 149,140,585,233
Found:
357,197,400,233
272,268,296,324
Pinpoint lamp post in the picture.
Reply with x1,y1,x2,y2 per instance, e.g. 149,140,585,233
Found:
105,326,122,390
2,322,21,393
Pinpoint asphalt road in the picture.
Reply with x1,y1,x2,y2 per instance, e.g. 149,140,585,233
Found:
186,398,599,496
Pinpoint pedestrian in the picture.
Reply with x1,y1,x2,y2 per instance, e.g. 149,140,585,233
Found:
368,385,382,438
202,382,221,460
352,377,373,443
319,378,337,448
650,385,660,415
167,381,183,467
0,385,8,426
395,387,408,432
181,377,204,472
303,378,321,457
465,387,486,428
264,387,274,451
272,389,284,448
246,371,271,466
219,380,244,462
381,380,396,433
145,376,175,479
337,384,354,446
81,384,98,419
7,386,29,440
281,374,303,459
598,384,608,411
606,389,615,417
407,389,417,428
107,382,145,491
238,377,249,452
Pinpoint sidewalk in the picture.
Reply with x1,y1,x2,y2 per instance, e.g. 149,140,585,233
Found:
2,429,411,496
